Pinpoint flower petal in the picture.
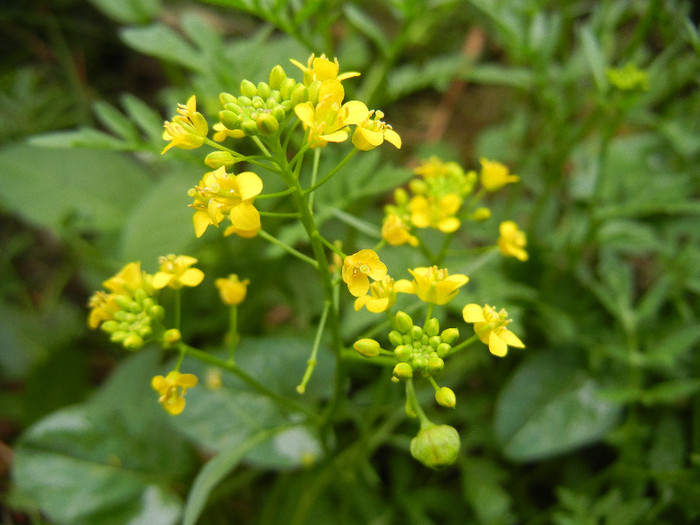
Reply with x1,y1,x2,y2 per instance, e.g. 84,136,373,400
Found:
488,332,508,357
498,329,525,348
462,304,486,323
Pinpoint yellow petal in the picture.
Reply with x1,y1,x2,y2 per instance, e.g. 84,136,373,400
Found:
163,396,186,415
230,202,261,230
384,129,402,149
236,172,263,200
366,297,390,313
348,274,369,297
462,304,486,323
488,332,508,357
498,329,525,348
354,295,370,311
353,128,383,150
294,103,315,127
193,211,213,238
151,375,168,392
343,100,370,125
177,373,199,387
321,130,349,143
152,272,172,290
180,268,205,287
394,279,415,294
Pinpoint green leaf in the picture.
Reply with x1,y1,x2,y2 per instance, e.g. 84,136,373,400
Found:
87,0,161,24
28,128,131,150
579,25,607,92
119,166,201,262
343,4,391,57
641,379,700,406
494,351,621,462
121,93,166,145
93,100,142,143
120,23,203,71
0,144,151,235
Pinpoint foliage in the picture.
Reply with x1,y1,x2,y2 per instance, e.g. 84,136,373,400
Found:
1,0,700,524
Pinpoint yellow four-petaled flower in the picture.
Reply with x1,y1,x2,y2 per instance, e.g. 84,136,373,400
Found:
462,303,524,357
162,96,209,154
498,221,528,261
395,266,469,305
215,274,250,305
153,255,205,290
152,371,198,415
342,249,388,297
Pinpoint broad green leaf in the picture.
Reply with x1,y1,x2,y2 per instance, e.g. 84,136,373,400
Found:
0,144,151,235
494,351,621,462
28,128,131,150
120,24,203,71
119,166,201,262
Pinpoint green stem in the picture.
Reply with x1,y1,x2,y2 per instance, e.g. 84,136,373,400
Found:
257,187,295,200
448,333,480,356
297,301,330,394
405,378,432,429
174,289,182,330
227,304,238,364
313,231,346,259
258,229,318,267
177,342,316,418
303,147,358,195
258,211,301,219
308,148,322,211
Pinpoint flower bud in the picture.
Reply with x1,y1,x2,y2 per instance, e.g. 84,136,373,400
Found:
435,387,456,408
410,424,460,468
269,65,287,89
257,81,271,100
424,318,439,337
388,330,403,347
429,335,441,348
471,207,491,221
392,362,413,381
251,96,265,109
394,344,412,362
306,80,321,104
270,105,286,123
394,311,413,333
163,328,182,346
290,84,308,106
219,92,237,105
279,77,297,99
237,95,252,107
241,118,259,136
123,333,144,350
100,320,119,333
205,151,236,169
436,342,451,358
149,305,165,321
427,356,444,373
240,79,258,98
219,110,240,129
411,325,423,341
255,112,279,135
440,328,459,344
353,338,381,358
394,187,409,205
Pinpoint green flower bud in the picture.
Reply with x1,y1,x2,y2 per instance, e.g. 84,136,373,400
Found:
393,362,413,381
306,80,321,104
394,187,409,205
435,387,456,408
240,79,258,98
395,311,413,333
410,424,460,468
138,325,152,338
149,305,165,321
123,333,144,350
205,151,236,169
251,95,265,109
353,338,381,358
290,84,308,106
219,110,240,129
388,330,403,347
110,330,128,343
280,100,293,112
279,77,297,99
440,328,459,345
269,89,282,103
134,288,148,304
163,328,181,346
269,106,286,123
429,335,441,348
471,207,491,221
436,343,451,358
269,65,287,90
412,357,427,371
219,92,237,105
224,102,242,113
241,118,259,136
411,325,423,341
114,295,134,311
394,344,412,362
424,318,440,337
257,81,271,100
427,356,444,373
255,112,279,135
100,320,119,333
237,95,252,107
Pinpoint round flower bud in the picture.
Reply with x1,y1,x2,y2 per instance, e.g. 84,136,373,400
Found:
223,102,242,113
219,110,240,129
241,118,259,136
436,342,451,358
394,187,409,205
163,328,182,346
290,84,308,106
270,105,286,123
435,387,456,408
410,424,460,468
394,311,413,334
394,345,412,362
205,151,236,169
353,338,381,358
149,305,165,321
251,96,265,109
388,330,403,347
427,356,444,374
306,80,321,104
471,207,491,221
440,328,459,344
123,333,144,350
279,77,297,99
237,95,252,107
240,79,258,98
219,92,237,105
424,318,440,337
392,362,413,381
255,112,279,135
257,81,271,100
411,325,423,341
429,335,441,348
269,65,287,89
100,320,119,333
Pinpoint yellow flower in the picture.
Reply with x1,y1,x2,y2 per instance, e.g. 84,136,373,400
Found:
382,212,418,247
215,274,249,305
161,96,209,154
151,371,198,415
462,303,524,357
352,110,401,151
103,261,151,296
294,80,369,148
409,193,462,233
395,266,469,305
479,158,519,192
414,157,463,180
498,221,528,261
342,249,388,297
290,53,360,86
188,167,263,238
87,291,120,329
152,255,204,290
354,275,397,313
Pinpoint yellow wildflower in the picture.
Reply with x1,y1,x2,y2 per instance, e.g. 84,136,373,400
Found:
87,291,120,329
342,249,388,297
151,371,198,415
479,158,519,192
414,157,463,180
188,167,263,238
354,275,397,313
161,96,209,154
294,80,368,148
498,221,528,261
409,193,462,233
382,212,418,247
215,274,250,305
462,303,524,357
290,53,360,86
152,255,204,290
395,266,469,305
352,110,401,151
103,261,151,296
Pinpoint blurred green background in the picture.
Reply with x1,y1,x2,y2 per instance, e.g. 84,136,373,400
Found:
1,0,700,523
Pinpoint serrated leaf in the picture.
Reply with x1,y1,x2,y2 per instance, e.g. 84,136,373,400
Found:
495,351,621,462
